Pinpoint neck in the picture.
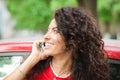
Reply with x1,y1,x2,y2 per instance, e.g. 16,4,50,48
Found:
51,52,72,76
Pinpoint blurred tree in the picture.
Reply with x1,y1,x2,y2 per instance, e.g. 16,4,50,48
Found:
77,0,120,39
6,0,52,31
77,0,97,18
5,0,77,32
0,11,2,39
6,0,120,39
98,0,120,39
51,0,78,10
98,0,120,23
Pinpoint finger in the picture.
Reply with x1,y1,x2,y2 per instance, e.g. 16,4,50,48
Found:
33,40,42,49
38,39,45,45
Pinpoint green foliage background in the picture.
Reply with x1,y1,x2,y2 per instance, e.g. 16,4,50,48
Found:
5,0,120,31
6,0,78,31
97,0,120,23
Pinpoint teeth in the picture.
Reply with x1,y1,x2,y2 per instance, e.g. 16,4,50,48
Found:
45,43,52,46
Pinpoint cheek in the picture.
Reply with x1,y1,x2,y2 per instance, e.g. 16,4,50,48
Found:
56,34,64,44
52,34,66,50
56,37,65,50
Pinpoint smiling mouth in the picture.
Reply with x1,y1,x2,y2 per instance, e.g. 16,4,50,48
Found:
45,42,53,47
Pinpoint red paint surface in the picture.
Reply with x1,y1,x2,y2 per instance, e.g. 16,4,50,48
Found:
0,41,120,60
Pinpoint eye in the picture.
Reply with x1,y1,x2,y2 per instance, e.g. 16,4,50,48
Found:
53,27,59,33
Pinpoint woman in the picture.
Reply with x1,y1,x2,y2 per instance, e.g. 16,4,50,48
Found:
4,7,110,80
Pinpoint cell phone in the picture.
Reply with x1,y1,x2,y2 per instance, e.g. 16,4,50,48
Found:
39,42,45,53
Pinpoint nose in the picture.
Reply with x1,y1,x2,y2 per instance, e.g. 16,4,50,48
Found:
44,31,50,40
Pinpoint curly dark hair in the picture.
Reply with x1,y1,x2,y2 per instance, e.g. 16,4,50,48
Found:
26,7,110,80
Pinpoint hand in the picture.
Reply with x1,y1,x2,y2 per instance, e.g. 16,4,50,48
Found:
30,40,48,61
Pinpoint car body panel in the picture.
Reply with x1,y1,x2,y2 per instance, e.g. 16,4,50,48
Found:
105,45,120,60
0,40,120,60
0,42,32,52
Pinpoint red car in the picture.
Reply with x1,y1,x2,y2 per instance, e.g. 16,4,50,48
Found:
0,40,120,80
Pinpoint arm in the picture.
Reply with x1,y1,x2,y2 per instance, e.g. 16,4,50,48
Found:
4,41,47,80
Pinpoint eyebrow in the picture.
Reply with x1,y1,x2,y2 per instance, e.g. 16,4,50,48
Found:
48,27,57,30
52,27,57,30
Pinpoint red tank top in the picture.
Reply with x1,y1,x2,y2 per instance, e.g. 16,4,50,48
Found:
31,65,70,80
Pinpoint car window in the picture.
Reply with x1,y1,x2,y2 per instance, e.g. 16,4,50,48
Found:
0,52,29,80
108,59,120,80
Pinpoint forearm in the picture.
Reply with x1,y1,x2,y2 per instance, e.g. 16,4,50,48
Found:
3,54,40,80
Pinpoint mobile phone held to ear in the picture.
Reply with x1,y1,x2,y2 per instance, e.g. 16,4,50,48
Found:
39,42,45,53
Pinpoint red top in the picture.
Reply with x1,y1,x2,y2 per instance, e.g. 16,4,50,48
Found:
30,65,70,80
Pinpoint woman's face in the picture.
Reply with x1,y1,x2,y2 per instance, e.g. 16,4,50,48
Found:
43,19,66,56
